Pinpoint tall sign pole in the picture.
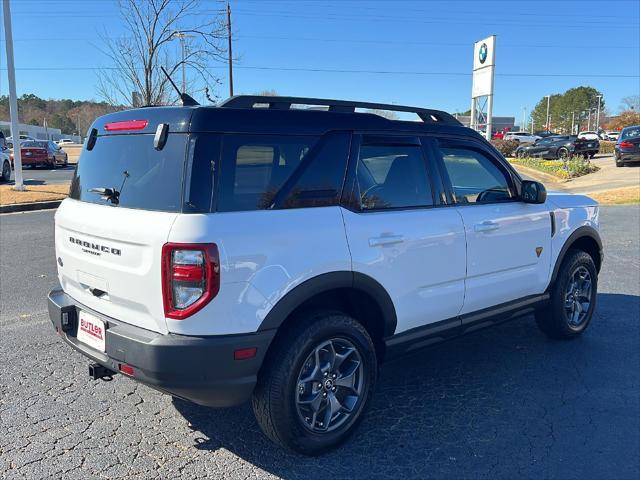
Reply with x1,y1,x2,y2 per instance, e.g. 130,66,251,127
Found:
471,35,496,140
3,0,24,190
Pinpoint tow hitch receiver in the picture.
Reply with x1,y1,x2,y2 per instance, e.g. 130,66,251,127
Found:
89,363,116,381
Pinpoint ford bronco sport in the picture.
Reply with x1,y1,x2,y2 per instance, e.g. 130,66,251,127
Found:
48,96,602,455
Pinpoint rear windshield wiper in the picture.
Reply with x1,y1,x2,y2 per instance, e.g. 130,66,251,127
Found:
88,187,120,205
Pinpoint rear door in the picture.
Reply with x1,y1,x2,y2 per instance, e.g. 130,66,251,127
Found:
55,130,190,334
342,134,466,334
434,138,552,315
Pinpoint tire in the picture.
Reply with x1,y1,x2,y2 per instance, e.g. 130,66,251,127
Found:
557,147,569,159
1,160,10,182
252,311,377,455
535,249,598,340
589,152,596,159
516,148,527,159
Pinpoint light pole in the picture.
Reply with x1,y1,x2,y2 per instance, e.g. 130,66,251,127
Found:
545,95,551,133
595,95,602,132
3,0,24,190
172,31,191,94
522,106,527,132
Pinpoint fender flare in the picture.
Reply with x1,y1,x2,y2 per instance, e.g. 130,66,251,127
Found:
550,225,603,286
257,271,397,337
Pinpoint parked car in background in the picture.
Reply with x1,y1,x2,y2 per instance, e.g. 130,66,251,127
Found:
6,134,36,149
1,145,10,182
504,131,541,144
606,131,620,141
578,131,599,141
614,125,640,167
46,141,69,166
515,135,599,159
10,140,52,168
56,138,75,146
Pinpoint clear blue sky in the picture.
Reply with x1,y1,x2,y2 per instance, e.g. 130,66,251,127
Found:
1,0,639,119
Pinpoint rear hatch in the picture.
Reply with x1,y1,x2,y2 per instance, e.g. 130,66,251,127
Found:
55,108,194,334
20,143,48,164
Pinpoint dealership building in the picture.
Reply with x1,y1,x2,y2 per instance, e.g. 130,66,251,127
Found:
0,121,80,143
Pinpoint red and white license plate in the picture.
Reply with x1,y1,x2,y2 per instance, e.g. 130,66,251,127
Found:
77,311,106,352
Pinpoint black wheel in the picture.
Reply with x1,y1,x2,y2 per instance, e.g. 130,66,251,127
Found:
252,311,377,455
516,148,527,159
1,160,10,181
535,249,597,339
616,157,624,167
589,152,596,159
557,147,569,159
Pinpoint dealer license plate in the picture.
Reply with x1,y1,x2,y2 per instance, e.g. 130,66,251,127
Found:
77,311,106,352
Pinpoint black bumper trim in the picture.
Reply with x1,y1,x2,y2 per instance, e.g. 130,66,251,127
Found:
48,289,275,407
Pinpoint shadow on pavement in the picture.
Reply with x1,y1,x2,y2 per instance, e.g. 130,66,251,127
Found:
173,292,639,479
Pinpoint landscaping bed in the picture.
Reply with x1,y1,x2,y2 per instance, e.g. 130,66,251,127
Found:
509,157,599,179
0,184,69,205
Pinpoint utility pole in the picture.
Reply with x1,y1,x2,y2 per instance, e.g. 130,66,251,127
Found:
172,32,189,94
227,0,234,97
571,111,575,135
596,95,602,132
545,95,551,133
522,106,527,132
3,0,24,190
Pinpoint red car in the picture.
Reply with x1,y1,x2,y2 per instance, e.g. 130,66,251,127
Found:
10,141,67,168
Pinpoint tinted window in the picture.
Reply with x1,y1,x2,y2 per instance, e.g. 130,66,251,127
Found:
218,135,317,212
356,142,432,210
280,132,350,209
621,127,640,140
183,134,219,213
69,133,187,212
439,146,513,204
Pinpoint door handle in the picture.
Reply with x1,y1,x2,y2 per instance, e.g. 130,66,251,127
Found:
474,221,500,233
368,235,405,247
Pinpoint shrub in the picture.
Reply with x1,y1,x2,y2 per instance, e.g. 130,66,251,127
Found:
491,139,519,157
509,156,598,179
599,141,615,154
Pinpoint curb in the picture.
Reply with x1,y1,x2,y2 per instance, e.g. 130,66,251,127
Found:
509,163,568,186
0,200,62,214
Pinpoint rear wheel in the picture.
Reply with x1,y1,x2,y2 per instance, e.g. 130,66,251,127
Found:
252,311,377,455
535,250,597,339
1,160,10,182
557,147,569,159
516,148,527,159
616,157,625,167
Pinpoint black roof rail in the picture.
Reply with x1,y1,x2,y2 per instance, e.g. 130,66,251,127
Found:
218,95,462,126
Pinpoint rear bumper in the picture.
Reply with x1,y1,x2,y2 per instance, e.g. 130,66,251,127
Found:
618,152,640,162
48,289,275,407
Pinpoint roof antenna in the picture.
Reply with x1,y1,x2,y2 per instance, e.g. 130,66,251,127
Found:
160,66,199,106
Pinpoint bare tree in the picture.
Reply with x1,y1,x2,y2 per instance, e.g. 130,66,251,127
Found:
620,95,640,112
97,0,227,107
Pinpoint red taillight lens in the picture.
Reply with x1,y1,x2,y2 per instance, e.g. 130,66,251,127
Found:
619,141,634,149
119,363,135,376
161,243,220,320
104,119,148,132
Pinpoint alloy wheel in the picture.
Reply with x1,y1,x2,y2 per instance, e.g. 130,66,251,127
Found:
295,338,365,433
564,266,592,327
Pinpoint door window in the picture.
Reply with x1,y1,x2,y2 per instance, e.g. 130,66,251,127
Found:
438,145,514,204
356,142,433,210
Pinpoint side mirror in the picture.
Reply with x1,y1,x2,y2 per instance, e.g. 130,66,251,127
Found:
521,180,547,204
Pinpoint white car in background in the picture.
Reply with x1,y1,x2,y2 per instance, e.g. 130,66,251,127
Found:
503,131,541,144
606,131,620,141
56,139,75,146
578,131,599,141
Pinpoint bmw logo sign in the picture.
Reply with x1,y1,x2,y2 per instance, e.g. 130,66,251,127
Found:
479,43,488,64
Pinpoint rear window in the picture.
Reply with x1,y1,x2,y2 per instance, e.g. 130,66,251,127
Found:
621,127,640,140
217,135,318,212
69,133,187,212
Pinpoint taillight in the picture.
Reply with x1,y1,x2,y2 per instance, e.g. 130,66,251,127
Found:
162,243,220,320
104,119,148,132
619,141,634,149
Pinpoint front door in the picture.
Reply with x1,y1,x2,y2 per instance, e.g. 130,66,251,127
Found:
341,135,466,334
434,138,552,315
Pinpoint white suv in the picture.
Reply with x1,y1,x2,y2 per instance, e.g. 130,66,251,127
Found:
48,96,603,454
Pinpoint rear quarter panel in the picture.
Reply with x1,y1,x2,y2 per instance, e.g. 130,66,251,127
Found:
166,207,351,335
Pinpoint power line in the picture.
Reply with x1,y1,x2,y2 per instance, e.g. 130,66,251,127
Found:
1,65,637,79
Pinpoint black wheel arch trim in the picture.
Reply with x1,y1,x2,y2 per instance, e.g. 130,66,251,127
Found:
550,225,603,287
257,271,398,337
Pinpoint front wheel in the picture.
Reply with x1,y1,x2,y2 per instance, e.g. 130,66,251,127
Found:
535,250,598,339
516,148,527,159
252,311,377,455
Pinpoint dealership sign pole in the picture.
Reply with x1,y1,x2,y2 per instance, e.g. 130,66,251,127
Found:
470,35,496,141
3,0,24,190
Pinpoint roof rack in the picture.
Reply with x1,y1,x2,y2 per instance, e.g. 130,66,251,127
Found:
218,95,462,126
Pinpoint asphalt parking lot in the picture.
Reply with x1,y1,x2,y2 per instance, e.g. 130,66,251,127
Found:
0,206,638,479
3,165,76,186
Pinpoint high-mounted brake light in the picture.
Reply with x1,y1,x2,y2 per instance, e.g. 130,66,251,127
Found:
104,120,149,132
619,141,634,149
162,243,220,320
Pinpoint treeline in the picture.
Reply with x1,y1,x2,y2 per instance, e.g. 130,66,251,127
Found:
0,94,121,135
